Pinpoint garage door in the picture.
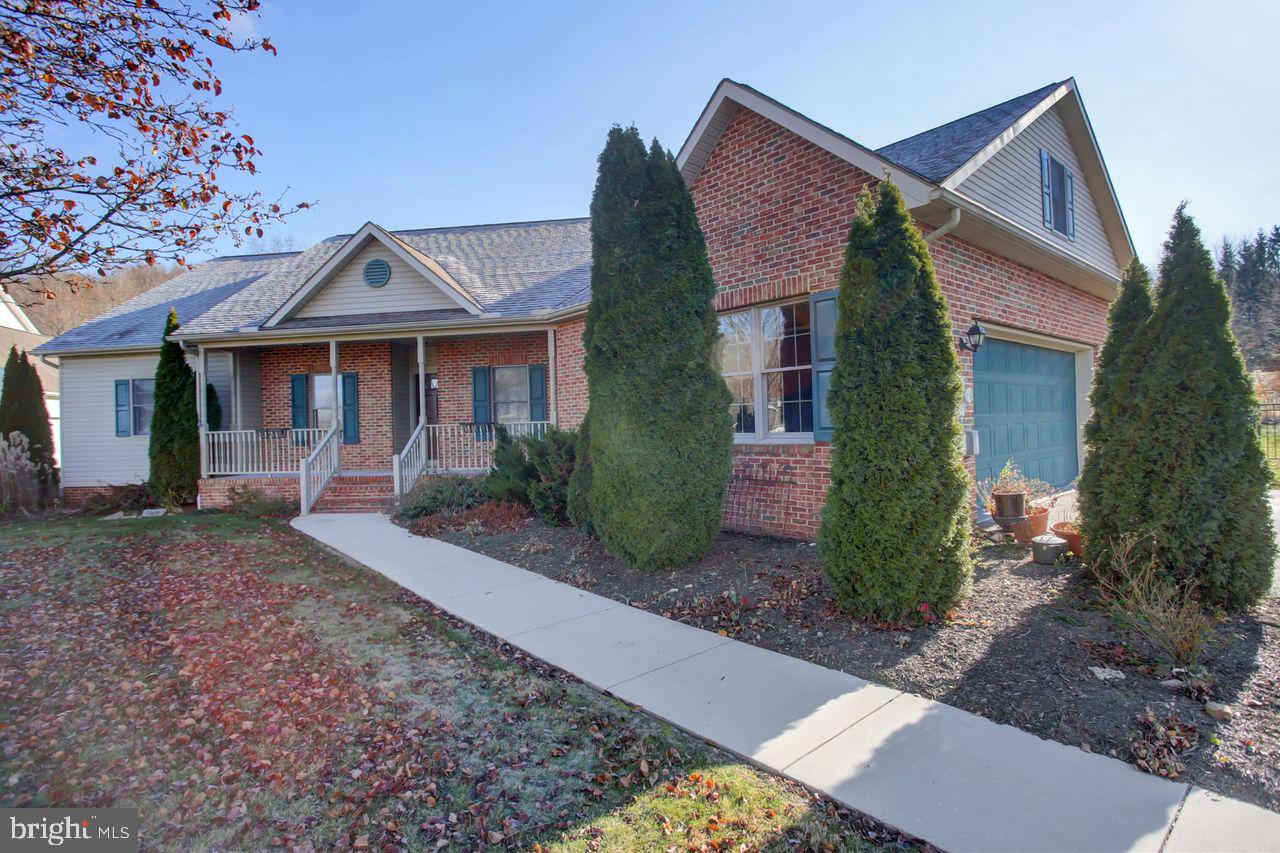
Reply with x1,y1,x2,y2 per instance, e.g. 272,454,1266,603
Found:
973,338,1079,490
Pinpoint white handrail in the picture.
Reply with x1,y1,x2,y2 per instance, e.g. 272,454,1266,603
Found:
299,426,340,515
393,417,430,497
205,428,328,475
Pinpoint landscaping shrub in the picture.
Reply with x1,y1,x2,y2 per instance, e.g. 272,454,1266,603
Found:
0,432,48,514
148,309,200,505
1121,206,1274,608
0,346,56,478
1078,260,1154,575
526,426,577,525
392,475,485,522
817,182,972,623
566,416,594,535
224,484,294,517
484,424,537,504
206,382,223,432
581,127,732,570
408,500,529,538
80,482,154,515
1097,536,1218,668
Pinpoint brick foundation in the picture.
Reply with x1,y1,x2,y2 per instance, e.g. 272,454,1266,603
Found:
63,484,140,505
692,107,1110,540
198,476,299,510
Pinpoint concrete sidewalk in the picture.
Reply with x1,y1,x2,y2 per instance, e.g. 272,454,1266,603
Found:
292,513,1280,853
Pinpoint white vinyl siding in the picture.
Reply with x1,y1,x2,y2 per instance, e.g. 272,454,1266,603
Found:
957,104,1119,277
236,350,263,429
59,353,161,487
295,243,460,319
205,351,234,430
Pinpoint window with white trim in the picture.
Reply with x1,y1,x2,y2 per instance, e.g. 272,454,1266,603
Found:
491,365,531,423
131,378,154,435
718,301,814,440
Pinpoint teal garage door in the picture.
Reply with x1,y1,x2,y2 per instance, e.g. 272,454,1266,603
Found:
973,338,1079,490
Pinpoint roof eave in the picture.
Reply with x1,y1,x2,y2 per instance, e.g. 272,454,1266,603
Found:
676,79,937,207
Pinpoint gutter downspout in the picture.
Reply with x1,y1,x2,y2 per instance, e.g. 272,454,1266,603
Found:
924,206,961,244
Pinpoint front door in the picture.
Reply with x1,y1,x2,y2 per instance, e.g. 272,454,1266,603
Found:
407,374,439,426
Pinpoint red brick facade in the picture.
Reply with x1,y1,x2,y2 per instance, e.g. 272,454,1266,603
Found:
554,318,588,428
260,342,396,470
433,333,549,424
691,107,1110,540
198,475,299,510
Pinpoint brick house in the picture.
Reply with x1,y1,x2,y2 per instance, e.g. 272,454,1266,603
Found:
37,78,1133,533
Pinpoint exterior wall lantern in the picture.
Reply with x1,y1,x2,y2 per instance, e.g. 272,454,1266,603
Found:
957,319,987,353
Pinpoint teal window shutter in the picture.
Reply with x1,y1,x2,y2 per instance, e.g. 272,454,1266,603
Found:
810,290,838,441
341,372,359,444
114,380,131,436
289,374,309,429
1064,171,1076,240
1040,149,1053,228
529,364,547,423
472,367,491,440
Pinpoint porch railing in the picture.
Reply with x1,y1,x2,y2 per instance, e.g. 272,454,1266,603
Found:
393,421,550,496
299,427,341,515
205,428,328,475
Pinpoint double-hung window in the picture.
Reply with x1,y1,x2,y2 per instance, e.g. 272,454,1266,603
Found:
718,301,814,441
491,365,531,423
1040,149,1075,240
131,379,155,435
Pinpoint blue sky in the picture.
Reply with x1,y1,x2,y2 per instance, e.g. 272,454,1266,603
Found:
205,0,1279,269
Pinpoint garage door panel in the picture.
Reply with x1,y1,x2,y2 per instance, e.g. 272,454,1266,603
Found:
974,338,1078,492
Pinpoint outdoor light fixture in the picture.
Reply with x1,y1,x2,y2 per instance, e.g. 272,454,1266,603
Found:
958,319,987,353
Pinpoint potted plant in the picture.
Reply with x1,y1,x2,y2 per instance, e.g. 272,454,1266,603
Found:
986,459,1029,521
1051,520,1083,556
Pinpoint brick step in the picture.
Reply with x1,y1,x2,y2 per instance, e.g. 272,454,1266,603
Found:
313,495,394,512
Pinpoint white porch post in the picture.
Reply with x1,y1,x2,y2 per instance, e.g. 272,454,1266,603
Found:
197,346,208,479
416,335,426,425
546,328,557,426
330,340,341,437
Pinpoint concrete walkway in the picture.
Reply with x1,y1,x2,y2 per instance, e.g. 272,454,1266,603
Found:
292,513,1280,853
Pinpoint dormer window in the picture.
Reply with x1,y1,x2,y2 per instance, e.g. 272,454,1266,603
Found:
1040,150,1075,240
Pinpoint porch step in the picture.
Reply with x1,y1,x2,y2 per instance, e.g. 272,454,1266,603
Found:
313,475,395,513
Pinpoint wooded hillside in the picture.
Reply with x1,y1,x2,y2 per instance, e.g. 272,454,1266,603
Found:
14,265,178,336
1219,227,1280,372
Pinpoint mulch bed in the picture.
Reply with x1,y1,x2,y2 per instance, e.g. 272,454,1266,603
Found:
428,519,1280,813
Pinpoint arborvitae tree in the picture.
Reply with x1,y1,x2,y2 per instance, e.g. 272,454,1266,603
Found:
148,308,200,503
1078,260,1153,575
582,128,732,569
566,415,594,534
817,182,972,622
1129,206,1274,608
0,346,55,472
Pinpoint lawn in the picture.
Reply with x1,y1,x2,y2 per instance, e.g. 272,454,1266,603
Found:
0,515,904,851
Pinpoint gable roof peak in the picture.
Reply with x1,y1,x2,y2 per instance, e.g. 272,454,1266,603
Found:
875,80,1071,183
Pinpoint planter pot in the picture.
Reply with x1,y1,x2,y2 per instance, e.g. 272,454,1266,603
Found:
1051,522,1083,556
993,514,1027,534
1013,506,1050,545
1032,533,1068,565
993,491,1027,519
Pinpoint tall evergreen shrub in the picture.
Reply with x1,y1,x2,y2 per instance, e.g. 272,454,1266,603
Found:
1078,260,1153,574
581,128,732,570
1125,206,1274,608
148,309,200,503
0,346,55,471
817,182,972,622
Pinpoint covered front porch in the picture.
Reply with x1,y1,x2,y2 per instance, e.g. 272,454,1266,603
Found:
194,330,555,513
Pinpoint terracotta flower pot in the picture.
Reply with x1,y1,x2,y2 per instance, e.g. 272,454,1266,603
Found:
1052,521,1083,556
1013,506,1050,545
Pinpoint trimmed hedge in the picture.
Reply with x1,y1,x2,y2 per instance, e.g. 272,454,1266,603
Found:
817,182,972,622
579,128,732,570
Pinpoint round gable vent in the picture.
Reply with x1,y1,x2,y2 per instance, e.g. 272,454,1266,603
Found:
363,258,391,288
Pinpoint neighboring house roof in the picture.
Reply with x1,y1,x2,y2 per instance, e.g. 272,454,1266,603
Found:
178,218,591,338
875,81,1065,183
0,326,57,391
0,290,42,334
33,253,293,355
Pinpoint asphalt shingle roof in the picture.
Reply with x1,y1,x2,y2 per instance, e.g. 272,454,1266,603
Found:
876,81,1064,183
177,217,592,337
33,253,294,354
